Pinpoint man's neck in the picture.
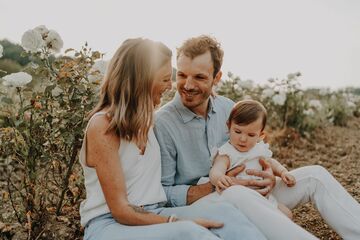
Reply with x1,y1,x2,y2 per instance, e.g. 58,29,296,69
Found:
189,98,210,119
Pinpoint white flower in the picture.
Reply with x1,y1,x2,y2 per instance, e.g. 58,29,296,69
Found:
309,99,323,110
88,60,108,83
347,101,356,108
2,72,32,87
243,95,252,100
272,92,287,106
21,29,44,53
238,79,254,90
261,88,275,99
0,44,3,58
303,109,315,116
34,25,49,38
45,30,63,53
233,83,242,91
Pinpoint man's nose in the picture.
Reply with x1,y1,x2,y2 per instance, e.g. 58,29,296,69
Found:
184,77,195,90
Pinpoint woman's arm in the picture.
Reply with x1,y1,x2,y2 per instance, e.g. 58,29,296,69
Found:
86,115,168,226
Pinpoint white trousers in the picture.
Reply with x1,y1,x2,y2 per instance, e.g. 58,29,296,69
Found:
193,165,360,240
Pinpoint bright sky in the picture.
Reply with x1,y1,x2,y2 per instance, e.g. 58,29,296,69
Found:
1,0,359,89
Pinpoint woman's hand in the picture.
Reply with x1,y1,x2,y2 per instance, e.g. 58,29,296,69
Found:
193,218,224,229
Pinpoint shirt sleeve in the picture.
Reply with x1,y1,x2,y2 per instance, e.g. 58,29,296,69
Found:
154,118,190,207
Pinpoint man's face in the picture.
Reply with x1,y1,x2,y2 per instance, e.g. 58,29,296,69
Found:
176,51,221,115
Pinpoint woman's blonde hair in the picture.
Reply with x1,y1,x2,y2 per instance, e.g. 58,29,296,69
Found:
89,38,172,145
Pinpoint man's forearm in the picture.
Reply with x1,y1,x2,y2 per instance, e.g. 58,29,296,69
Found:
186,182,214,205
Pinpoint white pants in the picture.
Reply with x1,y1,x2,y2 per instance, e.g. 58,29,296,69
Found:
193,165,360,240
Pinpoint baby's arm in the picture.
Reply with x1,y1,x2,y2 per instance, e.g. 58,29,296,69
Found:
210,154,233,192
267,158,296,187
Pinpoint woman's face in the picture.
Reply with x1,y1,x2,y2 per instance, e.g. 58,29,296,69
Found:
152,61,172,106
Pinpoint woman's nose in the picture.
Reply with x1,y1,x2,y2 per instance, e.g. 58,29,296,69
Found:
166,81,172,91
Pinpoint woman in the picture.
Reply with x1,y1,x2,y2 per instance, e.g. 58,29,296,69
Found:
79,38,266,240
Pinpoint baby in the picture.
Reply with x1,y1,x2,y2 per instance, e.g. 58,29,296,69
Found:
209,100,296,218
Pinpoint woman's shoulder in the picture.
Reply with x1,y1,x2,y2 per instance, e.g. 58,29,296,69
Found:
87,112,110,131
86,112,119,142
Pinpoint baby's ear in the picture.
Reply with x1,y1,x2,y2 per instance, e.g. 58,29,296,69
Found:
259,131,266,141
226,120,230,129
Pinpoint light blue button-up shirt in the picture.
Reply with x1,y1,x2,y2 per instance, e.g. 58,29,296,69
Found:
154,93,234,207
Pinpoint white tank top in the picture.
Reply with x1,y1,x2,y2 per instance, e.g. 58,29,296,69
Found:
79,112,167,226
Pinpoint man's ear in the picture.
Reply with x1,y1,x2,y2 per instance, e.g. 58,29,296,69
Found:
214,71,222,85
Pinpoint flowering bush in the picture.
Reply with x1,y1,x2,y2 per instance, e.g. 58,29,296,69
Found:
0,26,101,239
0,44,3,58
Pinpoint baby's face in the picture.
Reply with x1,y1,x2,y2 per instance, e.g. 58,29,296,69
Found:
228,118,264,152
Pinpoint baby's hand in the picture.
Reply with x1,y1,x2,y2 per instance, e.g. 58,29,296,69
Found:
281,171,296,187
215,175,234,193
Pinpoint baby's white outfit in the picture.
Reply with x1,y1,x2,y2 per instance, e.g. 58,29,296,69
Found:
198,141,278,206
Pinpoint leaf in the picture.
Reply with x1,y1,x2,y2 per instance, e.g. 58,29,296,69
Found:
45,84,57,95
1,97,13,104
65,48,75,54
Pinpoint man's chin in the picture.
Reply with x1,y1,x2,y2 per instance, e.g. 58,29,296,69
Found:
181,97,198,108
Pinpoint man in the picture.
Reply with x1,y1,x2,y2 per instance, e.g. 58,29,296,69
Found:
154,35,360,239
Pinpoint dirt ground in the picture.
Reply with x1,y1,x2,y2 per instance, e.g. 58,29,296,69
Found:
1,118,359,239
270,117,360,239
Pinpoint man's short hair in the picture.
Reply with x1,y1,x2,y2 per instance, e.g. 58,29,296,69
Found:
177,35,224,78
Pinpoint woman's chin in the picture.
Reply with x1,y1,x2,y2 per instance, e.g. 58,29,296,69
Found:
153,98,161,107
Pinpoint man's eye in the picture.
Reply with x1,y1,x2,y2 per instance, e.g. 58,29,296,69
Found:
235,131,241,134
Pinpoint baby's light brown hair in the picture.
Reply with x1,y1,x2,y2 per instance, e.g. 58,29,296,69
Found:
228,100,267,131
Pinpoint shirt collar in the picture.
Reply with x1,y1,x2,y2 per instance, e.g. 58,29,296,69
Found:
174,92,218,124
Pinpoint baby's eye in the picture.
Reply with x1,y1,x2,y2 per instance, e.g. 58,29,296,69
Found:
248,134,256,137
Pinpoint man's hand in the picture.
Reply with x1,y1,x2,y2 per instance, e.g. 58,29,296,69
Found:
226,164,246,177
225,164,258,187
186,182,214,205
245,158,276,196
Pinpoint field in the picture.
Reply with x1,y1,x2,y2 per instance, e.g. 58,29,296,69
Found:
0,117,358,239
273,118,360,239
